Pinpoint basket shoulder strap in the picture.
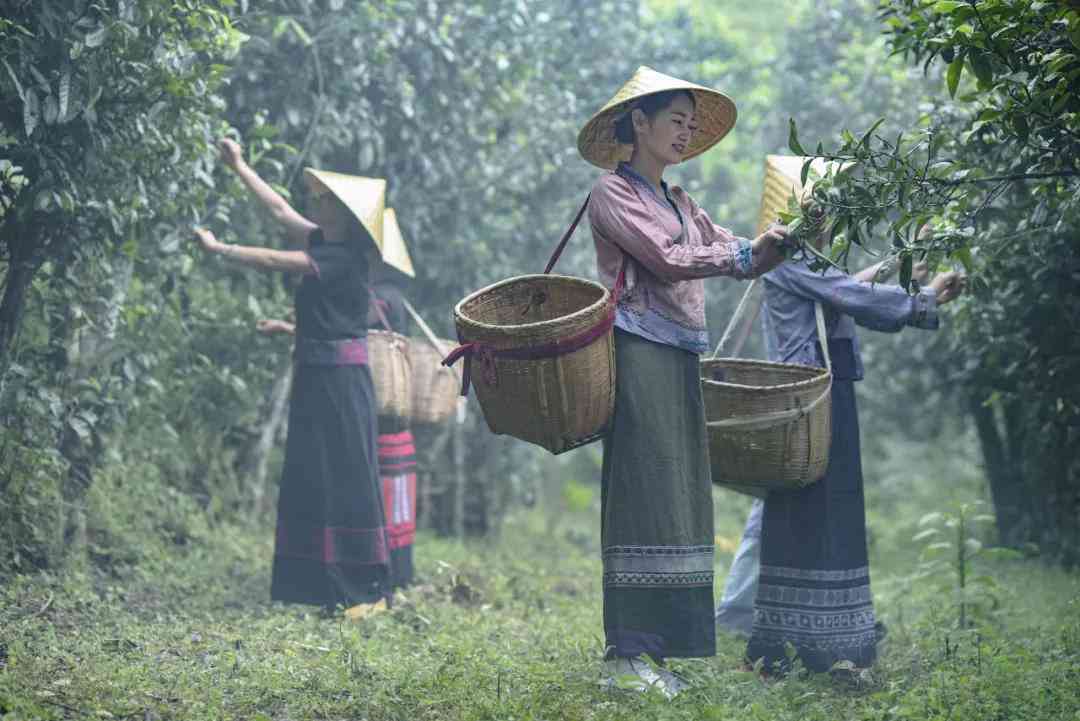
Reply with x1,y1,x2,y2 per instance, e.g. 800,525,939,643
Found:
403,297,449,356
815,301,832,376
712,279,762,359
369,288,394,332
543,194,591,274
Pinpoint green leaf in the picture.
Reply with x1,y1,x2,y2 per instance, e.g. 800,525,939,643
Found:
800,158,812,188
23,87,40,137
2,59,24,101
947,55,964,98
969,51,993,87
1013,113,1029,140
68,416,92,441
43,93,58,125
919,511,944,526
57,67,70,122
860,117,885,149
955,246,973,273
85,25,107,48
900,254,913,290
932,0,964,13
923,541,953,556
788,118,807,156
912,528,940,542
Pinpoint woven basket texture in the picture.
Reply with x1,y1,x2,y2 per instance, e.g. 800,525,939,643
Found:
701,358,831,491
409,338,460,425
453,274,615,454
368,330,413,421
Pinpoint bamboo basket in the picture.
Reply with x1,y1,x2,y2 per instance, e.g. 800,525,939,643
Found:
409,338,461,425
701,155,835,496
451,274,616,454
702,355,831,495
368,329,413,421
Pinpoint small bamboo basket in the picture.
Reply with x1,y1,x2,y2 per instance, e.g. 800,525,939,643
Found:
398,298,461,426
451,273,616,454
703,353,831,496
368,329,413,421
408,338,460,425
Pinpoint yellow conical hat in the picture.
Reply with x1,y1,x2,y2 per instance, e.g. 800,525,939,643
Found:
577,65,737,170
380,208,415,278
302,168,386,253
756,155,833,235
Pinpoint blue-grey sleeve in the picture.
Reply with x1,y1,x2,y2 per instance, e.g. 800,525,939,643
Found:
766,261,939,332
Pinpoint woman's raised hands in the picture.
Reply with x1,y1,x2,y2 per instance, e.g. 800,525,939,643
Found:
219,138,244,171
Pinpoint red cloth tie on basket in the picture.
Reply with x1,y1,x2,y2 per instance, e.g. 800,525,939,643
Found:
442,195,626,396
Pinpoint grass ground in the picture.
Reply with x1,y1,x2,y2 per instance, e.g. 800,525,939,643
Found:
2,479,1079,721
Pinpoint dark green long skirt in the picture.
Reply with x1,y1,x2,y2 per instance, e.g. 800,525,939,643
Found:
601,329,716,661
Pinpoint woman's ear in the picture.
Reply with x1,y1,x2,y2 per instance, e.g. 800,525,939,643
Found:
631,107,650,137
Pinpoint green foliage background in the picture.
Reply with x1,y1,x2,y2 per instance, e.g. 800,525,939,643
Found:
0,0,1077,580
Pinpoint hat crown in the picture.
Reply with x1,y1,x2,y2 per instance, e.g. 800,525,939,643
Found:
303,168,387,250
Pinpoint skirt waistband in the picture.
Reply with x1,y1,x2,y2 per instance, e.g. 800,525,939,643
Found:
294,337,369,366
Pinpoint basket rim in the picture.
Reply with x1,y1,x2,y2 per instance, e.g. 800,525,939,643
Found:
701,357,831,393
454,273,611,335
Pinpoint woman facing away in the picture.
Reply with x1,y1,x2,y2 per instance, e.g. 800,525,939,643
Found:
259,207,421,594
731,220,965,675
578,66,790,697
193,138,392,610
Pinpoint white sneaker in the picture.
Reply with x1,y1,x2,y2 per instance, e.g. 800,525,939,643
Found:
656,666,690,696
600,657,683,699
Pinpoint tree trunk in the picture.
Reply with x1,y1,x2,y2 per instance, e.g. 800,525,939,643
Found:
0,258,40,384
969,393,1031,548
247,357,293,517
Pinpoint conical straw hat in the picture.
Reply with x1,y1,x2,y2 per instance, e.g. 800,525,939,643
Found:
756,155,832,235
380,208,416,278
577,66,737,170
303,168,386,253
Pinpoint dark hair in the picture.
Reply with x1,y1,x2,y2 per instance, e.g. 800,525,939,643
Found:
613,89,697,144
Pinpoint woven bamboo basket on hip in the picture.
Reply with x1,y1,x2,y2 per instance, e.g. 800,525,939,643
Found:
702,355,831,496
367,329,413,421
700,153,836,496
408,337,461,425
451,273,615,454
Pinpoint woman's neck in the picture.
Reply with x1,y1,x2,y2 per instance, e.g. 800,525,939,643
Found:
628,149,666,192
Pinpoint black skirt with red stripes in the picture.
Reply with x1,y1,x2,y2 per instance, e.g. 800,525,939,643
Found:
271,364,390,607
378,429,417,589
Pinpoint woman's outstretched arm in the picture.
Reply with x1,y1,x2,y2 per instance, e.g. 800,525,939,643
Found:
193,228,315,275
220,138,318,247
256,318,296,335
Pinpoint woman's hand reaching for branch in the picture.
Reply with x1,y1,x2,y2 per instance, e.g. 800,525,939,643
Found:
929,270,967,305
219,138,245,171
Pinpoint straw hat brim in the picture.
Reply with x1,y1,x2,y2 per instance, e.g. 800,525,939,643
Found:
303,168,386,253
380,208,416,278
577,66,737,170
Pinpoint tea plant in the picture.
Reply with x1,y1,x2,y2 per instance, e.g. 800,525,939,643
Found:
910,501,1024,629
